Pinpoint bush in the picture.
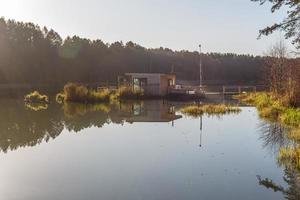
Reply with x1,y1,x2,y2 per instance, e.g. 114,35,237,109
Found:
24,91,49,104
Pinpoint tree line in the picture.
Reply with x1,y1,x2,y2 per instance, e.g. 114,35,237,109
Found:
0,18,265,87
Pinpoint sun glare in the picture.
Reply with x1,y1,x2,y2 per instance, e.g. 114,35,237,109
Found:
0,1,24,19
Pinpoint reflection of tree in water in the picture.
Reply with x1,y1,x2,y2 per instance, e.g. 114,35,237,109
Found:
258,122,290,154
63,103,112,132
257,168,300,200
0,100,64,153
0,100,176,152
257,120,300,199
0,101,116,152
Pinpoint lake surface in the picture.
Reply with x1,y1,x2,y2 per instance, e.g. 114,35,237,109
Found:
0,99,294,200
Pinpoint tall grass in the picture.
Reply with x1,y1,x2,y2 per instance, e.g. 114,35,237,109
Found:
278,147,300,170
181,104,241,117
24,91,49,104
287,128,300,142
235,92,300,126
114,86,144,100
59,83,111,103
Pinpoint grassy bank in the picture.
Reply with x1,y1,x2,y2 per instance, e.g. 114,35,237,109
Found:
234,93,300,127
235,92,300,169
181,104,241,117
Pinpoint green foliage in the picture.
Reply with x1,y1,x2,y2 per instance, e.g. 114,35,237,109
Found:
280,108,300,127
24,91,49,104
181,104,241,117
115,86,144,100
235,92,300,125
61,83,111,103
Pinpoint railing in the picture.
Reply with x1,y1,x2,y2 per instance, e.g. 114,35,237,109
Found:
222,86,257,95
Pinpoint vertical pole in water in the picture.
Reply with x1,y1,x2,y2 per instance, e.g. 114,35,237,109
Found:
199,115,203,147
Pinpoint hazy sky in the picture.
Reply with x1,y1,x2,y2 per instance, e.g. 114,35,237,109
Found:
0,0,295,55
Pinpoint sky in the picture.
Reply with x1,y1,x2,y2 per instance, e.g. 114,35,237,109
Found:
0,0,295,55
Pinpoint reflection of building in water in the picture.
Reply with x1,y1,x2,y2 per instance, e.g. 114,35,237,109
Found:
118,101,182,123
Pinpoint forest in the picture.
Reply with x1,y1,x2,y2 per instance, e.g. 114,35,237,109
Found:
0,18,264,87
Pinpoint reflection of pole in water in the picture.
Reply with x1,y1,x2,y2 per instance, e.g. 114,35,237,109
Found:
199,115,203,147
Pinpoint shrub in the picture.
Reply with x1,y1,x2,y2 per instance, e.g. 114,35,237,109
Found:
24,91,49,104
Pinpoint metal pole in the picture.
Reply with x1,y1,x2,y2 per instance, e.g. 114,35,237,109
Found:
199,44,202,88
199,115,203,147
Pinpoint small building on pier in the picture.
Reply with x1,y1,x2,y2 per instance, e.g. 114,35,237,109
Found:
118,73,176,96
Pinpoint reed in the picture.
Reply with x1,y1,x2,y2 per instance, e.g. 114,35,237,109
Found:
114,86,144,100
181,104,241,117
59,83,111,103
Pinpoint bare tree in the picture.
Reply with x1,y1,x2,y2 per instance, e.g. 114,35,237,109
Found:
265,40,300,106
265,40,290,94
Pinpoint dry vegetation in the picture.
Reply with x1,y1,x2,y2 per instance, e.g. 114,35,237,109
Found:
181,104,241,117
57,83,111,104
114,86,144,100
24,91,49,104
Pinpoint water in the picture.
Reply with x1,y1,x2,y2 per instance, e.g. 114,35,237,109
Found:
0,99,293,200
